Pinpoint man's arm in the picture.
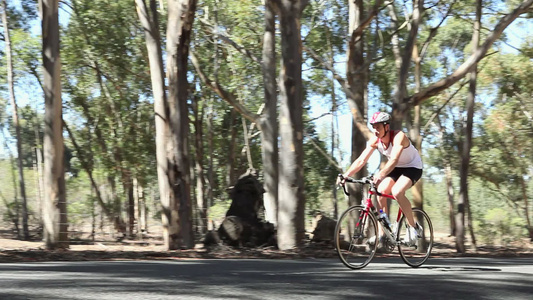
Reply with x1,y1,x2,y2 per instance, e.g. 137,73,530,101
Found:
343,137,377,178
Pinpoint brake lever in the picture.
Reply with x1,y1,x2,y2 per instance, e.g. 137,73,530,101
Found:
337,174,350,196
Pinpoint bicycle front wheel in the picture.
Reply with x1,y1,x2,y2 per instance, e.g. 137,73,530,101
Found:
335,205,379,270
397,208,434,267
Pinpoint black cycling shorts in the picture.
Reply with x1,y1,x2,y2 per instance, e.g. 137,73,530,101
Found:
386,167,423,185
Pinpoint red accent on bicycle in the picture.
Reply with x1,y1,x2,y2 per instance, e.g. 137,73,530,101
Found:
335,174,433,269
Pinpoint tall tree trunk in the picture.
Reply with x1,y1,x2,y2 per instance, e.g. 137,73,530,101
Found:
241,118,254,170
207,99,215,218
226,109,238,186
126,176,135,237
138,180,147,235
519,176,533,240
193,94,207,235
346,0,367,207
1,130,20,237
326,19,338,219
134,177,146,238
135,0,176,245
191,3,280,224
260,0,278,225
410,44,423,225
42,0,68,249
2,0,29,240
437,116,456,236
34,114,44,229
387,2,402,72
457,0,481,253
391,0,423,128
277,0,308,250
165,0,197,249
466,0,482,250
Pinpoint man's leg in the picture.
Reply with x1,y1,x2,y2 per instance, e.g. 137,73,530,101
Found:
391,175,416,227
377,178,395,214
373,178,396,249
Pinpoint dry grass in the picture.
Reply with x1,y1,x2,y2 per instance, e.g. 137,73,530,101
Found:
1,229,532,263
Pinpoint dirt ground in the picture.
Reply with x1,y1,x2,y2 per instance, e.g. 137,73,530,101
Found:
1,229,532,263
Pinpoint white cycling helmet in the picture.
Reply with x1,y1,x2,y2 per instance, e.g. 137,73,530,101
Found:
369,111,391,125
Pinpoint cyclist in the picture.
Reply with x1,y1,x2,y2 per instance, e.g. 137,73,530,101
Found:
337,111,423,246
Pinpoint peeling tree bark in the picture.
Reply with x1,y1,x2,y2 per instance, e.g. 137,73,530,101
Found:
260,0,279,225
165,0,197,249
42,0,68,250
276,0,308,250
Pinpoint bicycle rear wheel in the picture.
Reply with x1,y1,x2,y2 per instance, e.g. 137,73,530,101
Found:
397,208,433,267
335,205,378,270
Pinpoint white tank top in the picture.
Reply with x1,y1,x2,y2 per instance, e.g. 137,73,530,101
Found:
376,131,423,169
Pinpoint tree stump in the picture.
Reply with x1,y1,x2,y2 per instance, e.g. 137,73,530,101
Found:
311,213,337,244
205,170,276,248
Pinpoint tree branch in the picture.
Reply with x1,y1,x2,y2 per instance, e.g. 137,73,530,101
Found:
349,0,387,47
198,18,261,64
406,0,533,109
303,45,373,139
190,51,261,125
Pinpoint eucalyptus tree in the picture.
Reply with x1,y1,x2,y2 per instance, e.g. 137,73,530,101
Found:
42,0,68,249
261,0,278,225
454,0,482,254
1,0,29,240
276,0,309,250
345,0,377,172
134,0,176,238
165,0,197,249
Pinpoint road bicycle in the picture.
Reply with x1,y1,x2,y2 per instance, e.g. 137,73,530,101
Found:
335,174,433,269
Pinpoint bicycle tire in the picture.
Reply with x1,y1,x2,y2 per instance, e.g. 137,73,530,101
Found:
335,205,379,270
397,208,434,267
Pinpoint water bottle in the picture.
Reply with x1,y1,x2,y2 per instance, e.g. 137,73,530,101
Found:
379,209,391,230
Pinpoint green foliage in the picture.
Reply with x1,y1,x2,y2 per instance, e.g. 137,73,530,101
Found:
9,29,40,81
5,105,43,167
303,123,340,216
61,0,158,183
475,208,526,246
208,199,231,226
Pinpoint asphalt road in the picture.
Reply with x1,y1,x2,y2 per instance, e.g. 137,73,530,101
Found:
0,257,531,300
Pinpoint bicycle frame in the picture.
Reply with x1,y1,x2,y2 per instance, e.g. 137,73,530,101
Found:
364,190,403,245
341,175,404,245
